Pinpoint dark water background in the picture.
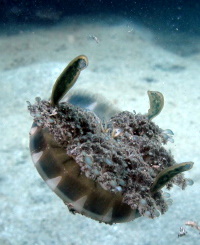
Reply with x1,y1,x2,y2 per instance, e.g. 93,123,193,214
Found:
1,1,200,56
0,1,200,32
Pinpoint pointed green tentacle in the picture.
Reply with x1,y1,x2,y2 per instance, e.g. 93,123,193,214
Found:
51,55,88,106
150,162,194,193
147,91,164,120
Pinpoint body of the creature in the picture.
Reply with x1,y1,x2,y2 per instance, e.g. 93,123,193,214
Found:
28,55,193,224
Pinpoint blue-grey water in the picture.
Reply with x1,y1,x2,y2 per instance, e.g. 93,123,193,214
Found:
0,1,200,245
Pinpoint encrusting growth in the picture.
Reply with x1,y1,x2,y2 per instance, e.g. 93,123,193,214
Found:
28,55,194,224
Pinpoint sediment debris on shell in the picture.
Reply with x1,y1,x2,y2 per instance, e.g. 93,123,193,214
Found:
28,55,194,223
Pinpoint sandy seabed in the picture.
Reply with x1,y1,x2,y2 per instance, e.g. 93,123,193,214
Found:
0,15,200,245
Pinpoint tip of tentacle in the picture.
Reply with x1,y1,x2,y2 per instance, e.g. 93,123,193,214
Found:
50,55,88,107
147,91,164,120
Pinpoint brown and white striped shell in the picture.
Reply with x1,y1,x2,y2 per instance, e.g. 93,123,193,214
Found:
28,55,193,224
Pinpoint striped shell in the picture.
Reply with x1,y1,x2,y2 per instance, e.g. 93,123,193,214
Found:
29,56,140,224
30,122,140,223
28,55,193,224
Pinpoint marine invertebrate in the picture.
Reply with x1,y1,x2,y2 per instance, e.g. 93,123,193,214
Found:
27,55,194,224
178,227,187,238
185,221,200,232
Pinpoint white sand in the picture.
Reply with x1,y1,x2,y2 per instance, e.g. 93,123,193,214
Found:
0,15,200,245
